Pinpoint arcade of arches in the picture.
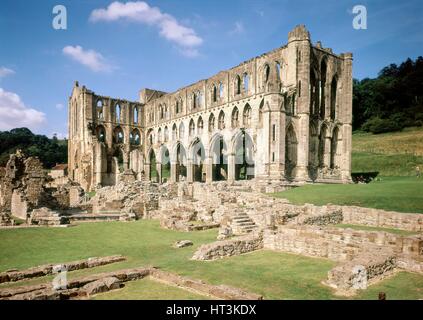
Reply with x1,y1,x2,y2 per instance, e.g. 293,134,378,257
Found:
67,25,352,191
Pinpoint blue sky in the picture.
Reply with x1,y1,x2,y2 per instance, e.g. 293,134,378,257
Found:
0,0,422,137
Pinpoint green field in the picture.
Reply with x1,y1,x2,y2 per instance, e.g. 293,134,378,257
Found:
352,127,423,176
273,176,423,213
0,220,422,300
272,128,423,213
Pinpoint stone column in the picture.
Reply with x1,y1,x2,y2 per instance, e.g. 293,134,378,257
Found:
227,153,235,183
156,163,162,183
187,159,193,183
170,162,177,183
205,157,213,183
144,162,150,181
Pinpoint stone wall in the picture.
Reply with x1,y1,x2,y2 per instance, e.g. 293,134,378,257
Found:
192,233,263,260
342,206,423,232
325,251,397,294
263,226,423,262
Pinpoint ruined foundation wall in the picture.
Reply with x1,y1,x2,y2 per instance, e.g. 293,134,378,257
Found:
263,226,423,262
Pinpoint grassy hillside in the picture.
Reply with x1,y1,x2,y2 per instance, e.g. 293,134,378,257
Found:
273,176,423,213
273,128,423,213
352,127,423,176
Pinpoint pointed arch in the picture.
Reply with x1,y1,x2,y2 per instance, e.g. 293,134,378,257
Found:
189,118,195,137
176,142,187,181
179,122,185,140
160,145,170,182
96,99,104,120
191,138,206,182
197,116,204,135
231,107,239,128
243,103,252,127
234,130,255,180
235,75,241,95
208,113,215,133
172,123,178,140
218,110,225,130
164,126,169,142
130,128,141,145
330,126,341,169
243,73,249,93
113,126,124,144
285,124,298,179
115,103,121,122
258,99,264,128
96,125,106,143
148,149,158,182
210,134,228,181
133,106,139,124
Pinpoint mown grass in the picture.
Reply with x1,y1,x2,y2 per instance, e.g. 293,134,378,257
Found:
272,176,423,213
0,220,422,300
93,278,210,300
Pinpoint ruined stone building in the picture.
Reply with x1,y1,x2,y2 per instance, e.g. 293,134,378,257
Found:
68,25,353,191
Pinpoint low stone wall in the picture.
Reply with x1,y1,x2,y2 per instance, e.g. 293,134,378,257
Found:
263,226,423,262
0,255,126,284
28,207,68,226
342,206,423,232
325,251,397,295
0,266,150,300
0,266,262,300
150,269,262,300
192,233,263,261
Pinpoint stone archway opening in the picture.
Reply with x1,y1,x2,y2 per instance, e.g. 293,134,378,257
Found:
176,143,187,182
211,135,228,181
234,131,255,180
149,150,159,182
285,125,298,180
161,146,171,183
192,139,205,182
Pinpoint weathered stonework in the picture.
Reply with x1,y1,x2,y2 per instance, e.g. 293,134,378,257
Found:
192,233,263,261
68,25,353,192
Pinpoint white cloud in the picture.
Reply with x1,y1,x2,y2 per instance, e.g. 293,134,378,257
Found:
89,1,203,55
229,21,244,35
55,103,64,110
62,45,115,72
0,88,46,131
0,67,15,78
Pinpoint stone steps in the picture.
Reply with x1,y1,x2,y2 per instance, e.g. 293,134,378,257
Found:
231,212,258,235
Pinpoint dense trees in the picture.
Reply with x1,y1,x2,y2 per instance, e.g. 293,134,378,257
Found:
353,56,423,133
0,128,67,168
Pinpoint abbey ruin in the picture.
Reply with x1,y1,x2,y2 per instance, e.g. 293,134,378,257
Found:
68,25,353,191
1,25,420,300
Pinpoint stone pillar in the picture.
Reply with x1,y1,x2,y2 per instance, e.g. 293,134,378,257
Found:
341,53,353,182
156,163,162,183
187,159,193,183
145,162,151,181
170,162,177,183
205,157,213,183
228,153,235,183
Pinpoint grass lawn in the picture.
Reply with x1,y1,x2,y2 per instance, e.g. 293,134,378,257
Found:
272,176,423,213
0,220,422,300
93,278,210,300
335,224,419,236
